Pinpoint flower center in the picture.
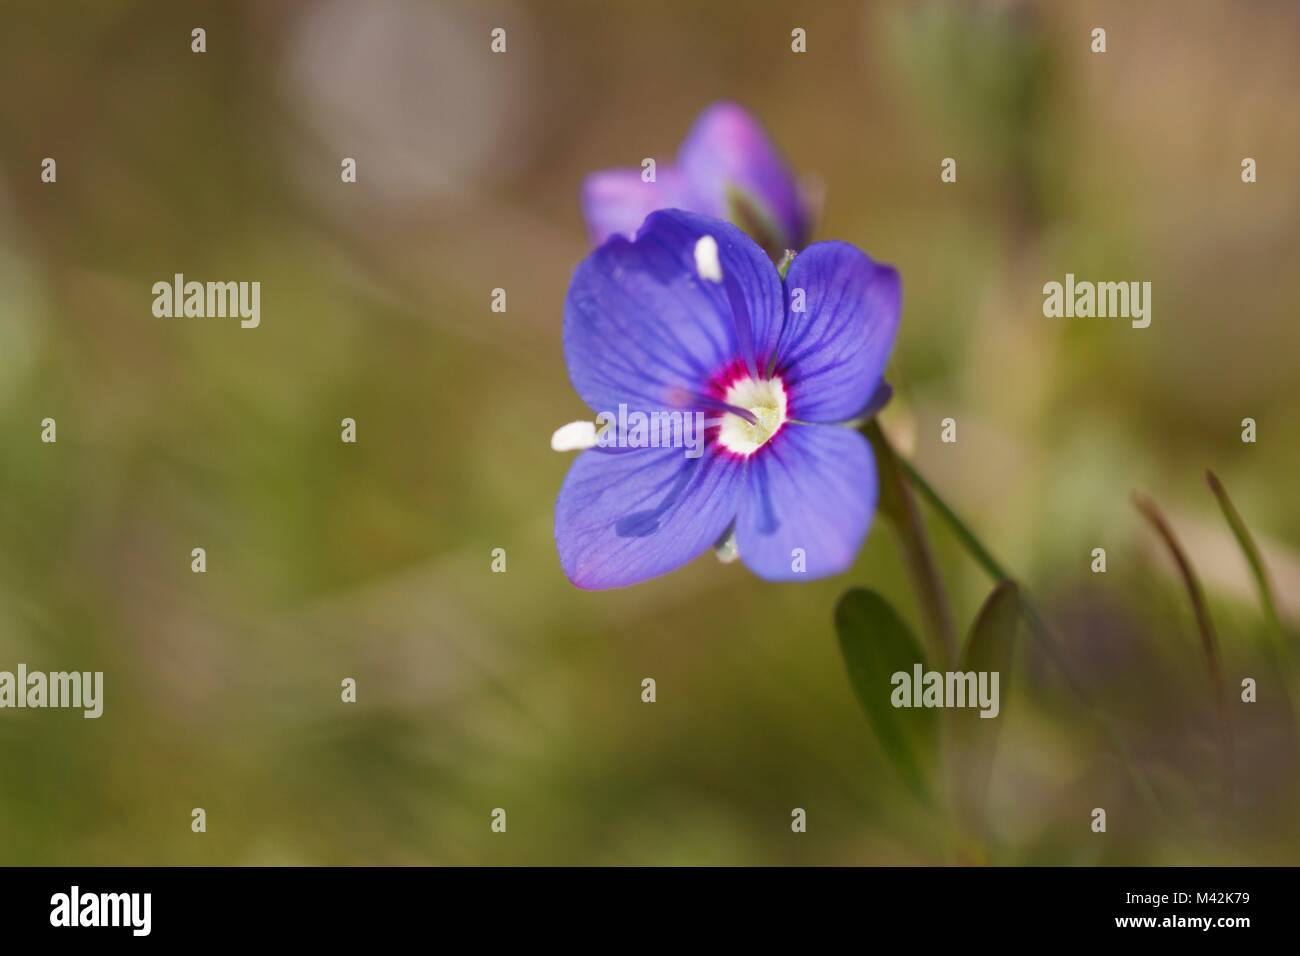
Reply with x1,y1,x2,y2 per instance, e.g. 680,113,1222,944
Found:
716,376,788,455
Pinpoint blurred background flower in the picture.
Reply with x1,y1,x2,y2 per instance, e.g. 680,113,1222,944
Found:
581,101,810,251
0,0,1297,864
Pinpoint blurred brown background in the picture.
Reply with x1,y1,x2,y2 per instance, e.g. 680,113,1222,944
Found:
0,0,1298,864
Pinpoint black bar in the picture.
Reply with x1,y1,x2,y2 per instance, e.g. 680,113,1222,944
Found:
0,866,1281,942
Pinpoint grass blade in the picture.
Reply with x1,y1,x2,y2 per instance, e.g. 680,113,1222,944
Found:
1206,470,1286,640
1133,492,1233,806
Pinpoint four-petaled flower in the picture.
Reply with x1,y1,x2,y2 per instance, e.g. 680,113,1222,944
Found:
554,210,900,589
582,101,810,255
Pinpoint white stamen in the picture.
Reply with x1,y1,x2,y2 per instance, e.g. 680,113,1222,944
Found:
694,235,723,283
550,420,598,452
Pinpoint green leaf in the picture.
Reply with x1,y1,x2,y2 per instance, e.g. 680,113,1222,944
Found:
834,588,937,803
953,580,1020,828
962,579,1021,669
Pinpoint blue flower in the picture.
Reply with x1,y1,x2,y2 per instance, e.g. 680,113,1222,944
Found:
582,101,810,254
554,210,900,589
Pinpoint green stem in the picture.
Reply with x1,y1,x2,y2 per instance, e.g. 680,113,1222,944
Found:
864,423,956,667
879,429,1166,814
896,456,1009,579
863,423,966,854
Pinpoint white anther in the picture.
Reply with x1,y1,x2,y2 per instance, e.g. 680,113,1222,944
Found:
550,420,598,452
694,235,723,283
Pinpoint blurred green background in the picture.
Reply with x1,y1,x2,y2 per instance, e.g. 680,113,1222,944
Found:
1,0,1298,865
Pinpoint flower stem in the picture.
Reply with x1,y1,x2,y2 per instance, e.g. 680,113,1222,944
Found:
863,422,956,667
863,422,968,855
874,425,1166,814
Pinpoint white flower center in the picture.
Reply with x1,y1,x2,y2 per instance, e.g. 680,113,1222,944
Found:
716,377,788,455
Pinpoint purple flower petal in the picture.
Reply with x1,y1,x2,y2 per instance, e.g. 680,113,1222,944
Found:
580,167,691,246
564,210,785,416
555,446,744,589
677,101,809,250
734,424,876,581
775,242,901,423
